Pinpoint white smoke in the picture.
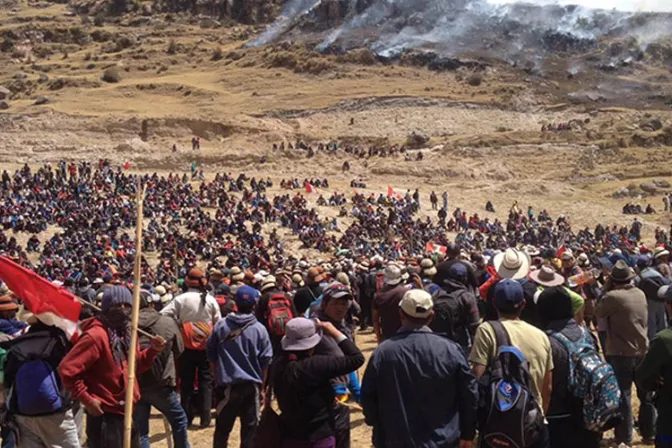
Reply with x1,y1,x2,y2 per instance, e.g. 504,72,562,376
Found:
487,0,672,13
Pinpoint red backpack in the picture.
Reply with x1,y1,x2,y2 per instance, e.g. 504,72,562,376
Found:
266,293,294,337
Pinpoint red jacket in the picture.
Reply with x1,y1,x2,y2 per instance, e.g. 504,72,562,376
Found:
59,318,159,415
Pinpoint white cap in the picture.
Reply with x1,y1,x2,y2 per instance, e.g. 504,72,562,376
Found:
400,289,433,319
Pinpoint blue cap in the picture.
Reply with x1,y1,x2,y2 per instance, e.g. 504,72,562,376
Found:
235,285,260,307
494,279,524,313
636,255,651,269
448,262,468,279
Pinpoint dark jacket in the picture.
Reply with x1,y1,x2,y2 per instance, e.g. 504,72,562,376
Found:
273,338,364,441
636,327,672,437
2,323,73,416
429,279,480,351
373,284,408,341
138,307,184,390
545,318,585,419
361,325,478,447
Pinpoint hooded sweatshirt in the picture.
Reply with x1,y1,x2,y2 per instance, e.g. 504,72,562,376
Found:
206,312,273,386
59,317,159,415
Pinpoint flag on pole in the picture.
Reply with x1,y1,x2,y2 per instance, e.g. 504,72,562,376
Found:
557,245,566,259
123,161,132,170
0,256,81,339
387,186,394,197
305,182,317,194
426,242,447,255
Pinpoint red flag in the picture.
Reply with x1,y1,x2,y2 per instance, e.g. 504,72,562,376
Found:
0,256,81,339
123,161,132,170
426,242,447,254
387,186,394,197
557,245,566,259
305,182,317,194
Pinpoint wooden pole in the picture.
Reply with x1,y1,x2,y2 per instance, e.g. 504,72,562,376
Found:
75,297,154,339
123,178,146,448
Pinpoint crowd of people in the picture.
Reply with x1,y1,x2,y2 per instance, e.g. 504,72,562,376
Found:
0,161,672,448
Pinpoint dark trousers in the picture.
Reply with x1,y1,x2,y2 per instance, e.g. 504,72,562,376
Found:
214,382,260,448
608,355,657,444
547,418,601,448
359,295,372,330
334,404,350,448
87,412,139,448
180,348,213,428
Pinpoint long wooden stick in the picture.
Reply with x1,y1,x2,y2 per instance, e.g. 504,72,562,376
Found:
124,179,146,448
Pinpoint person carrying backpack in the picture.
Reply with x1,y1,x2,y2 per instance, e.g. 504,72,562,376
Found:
207,285,273,448
429,262,480,353
161,268,221,429
256,276,297,353
469,279,553,448
537,286,609,448
636,256,669,341
2,311,80,448
134,290,189,448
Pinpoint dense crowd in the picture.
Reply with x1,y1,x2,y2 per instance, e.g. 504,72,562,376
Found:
0,161,671,448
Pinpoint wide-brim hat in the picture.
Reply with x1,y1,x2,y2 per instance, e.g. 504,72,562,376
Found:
230,266,245,282
610,260,636,282
493,249,531,280
281,318,323,351
529,266,564,287
260,275,277,292
654,247,670,259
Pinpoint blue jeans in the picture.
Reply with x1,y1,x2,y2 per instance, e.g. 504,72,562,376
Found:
607,355,656,444
134,387,190,448
1,426,14,448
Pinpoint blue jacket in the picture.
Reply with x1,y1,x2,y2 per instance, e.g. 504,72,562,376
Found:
207,313,273,386
361,325,478,448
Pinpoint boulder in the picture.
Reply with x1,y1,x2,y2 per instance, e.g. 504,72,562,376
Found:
640,118,663,132
200,18,221,29
611,187,629,198
0,86,9,100
640,182,658,194
0,100,8,110
654,179,671,189
406,132,429,148
38,73,49,84
34,96,51,105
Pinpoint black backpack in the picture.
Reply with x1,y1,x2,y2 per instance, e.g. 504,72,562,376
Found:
430,288,470,347
478,321,544,448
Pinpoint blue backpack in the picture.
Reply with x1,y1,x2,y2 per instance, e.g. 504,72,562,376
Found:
478,321,543,448
6,334,67,416
550,327,622,432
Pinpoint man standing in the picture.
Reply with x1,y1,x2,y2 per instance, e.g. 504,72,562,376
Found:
469,279,553,448
361,289,478,448
595,260,652,446
442,191,448,211
207,286,272,448
135,290,189,448
372,265,409,343
637,284,672,448
161,268,221,429
59,286,166,448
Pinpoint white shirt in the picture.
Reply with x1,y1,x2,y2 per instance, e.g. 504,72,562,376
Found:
160,289,221,325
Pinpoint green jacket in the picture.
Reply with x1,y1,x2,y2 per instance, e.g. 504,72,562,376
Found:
636,327,672,436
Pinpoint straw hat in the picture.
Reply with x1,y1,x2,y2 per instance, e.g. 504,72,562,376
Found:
230,266,245,282
260,275,277,293
493,248,531,280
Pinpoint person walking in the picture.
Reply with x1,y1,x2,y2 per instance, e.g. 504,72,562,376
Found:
469,279,553,448
207,286,272,448
272,318,364,448
161,268,221,429
536,286,602,448
134,290,189,448
59,286,166,448
2,312,80,448
372,265,408,343
595,260,652,446
636,283,672,448
361,289,478,448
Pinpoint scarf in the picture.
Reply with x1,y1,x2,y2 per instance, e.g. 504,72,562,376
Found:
100,309,131,366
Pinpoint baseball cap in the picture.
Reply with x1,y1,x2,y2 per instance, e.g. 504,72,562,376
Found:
494,279,524,313
399,289,433,319
235,285,260,308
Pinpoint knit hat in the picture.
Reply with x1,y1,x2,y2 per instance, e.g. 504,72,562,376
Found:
101,285,133,312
